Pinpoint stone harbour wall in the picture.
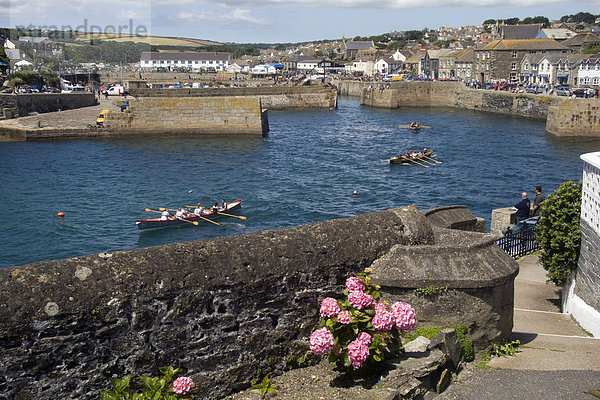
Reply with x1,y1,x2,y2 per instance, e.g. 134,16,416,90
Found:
546,98,600,137
0,205,518,399
334,80,599,137
128,86,338,110
104,96,269,136
0,93,98,118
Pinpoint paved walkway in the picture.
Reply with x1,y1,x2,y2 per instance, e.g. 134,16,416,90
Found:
438,254,600,399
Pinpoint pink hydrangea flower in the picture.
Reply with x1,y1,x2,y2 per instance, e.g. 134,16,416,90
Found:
347,339,370,369
345,276,366,292
357,332,373,346
320,297,341,318
348,291,373,310
337,310,351,324
390,302,416,333
372,310,394,331
172,376,195,395
373,302,387,313
309,327,335,355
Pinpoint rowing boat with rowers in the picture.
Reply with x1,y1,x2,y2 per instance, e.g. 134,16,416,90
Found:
137,199,243,231
389,150,434,164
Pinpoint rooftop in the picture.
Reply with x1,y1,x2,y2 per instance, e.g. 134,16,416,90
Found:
479,39,568,51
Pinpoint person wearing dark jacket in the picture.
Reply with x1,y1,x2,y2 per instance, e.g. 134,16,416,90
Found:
531,186,546,217
514,192,531,221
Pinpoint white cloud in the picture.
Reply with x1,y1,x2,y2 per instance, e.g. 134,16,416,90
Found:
172,7,268,25
157,0,572,7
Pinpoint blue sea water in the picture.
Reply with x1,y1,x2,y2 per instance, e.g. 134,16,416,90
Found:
0,97,597,267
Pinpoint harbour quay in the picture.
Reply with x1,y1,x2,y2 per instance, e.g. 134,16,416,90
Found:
0,85,337,140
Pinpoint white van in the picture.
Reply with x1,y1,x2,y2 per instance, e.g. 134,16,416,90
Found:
106,85,125,96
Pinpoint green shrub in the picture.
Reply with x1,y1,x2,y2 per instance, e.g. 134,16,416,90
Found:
403,325,474,362
535,181,582,286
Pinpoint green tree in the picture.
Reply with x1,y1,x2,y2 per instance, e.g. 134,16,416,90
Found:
535,181,582,286
483,19,497,25
504,17,520,25
583,41,600,54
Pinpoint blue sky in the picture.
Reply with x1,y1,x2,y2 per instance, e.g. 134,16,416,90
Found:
2,0,598,43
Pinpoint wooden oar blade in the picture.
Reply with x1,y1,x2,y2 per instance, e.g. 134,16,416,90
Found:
218,212,247,220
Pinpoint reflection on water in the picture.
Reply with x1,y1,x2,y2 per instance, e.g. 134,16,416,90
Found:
0,97,595,267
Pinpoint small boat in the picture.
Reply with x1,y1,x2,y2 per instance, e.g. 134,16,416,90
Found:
389,150,434,164
136,199,243,231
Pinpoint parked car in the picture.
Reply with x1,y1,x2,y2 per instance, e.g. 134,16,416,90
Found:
571,88,595,98
556,86,570,96
525,85,543,94
96,109,110,126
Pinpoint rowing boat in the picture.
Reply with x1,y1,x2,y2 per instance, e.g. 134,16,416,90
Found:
389,150,434,164
136,199,243,231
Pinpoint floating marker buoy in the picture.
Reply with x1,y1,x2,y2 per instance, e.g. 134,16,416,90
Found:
189,190,193,193
353,190,358,196
57,212,64,217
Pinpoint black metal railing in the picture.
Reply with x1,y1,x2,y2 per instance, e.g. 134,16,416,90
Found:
495,225,540,258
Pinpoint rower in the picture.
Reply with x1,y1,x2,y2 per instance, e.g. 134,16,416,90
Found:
194,203,203,216
410,121,419,128
160,209,170,221
410,151,417,159
176,207,188,218
221,199,227,210
212,202,220,213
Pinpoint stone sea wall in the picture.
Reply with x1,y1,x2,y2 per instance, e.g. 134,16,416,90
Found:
128,86,338,110
104,96,269,136
0,93,98,118
0,206,517,399
335,80,599,137
546,98,600,137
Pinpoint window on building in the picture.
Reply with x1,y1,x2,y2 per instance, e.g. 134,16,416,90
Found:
584,78,590,85
594,78,599,85
524,63,529,70
512,51,518,58
511,62,517,70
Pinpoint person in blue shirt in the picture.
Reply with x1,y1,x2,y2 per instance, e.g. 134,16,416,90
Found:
513,192,531,221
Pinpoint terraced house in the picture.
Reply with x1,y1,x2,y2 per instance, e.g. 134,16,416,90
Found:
574,54,600,88
474,39,570,83
139,51,231,72
519,54,587,86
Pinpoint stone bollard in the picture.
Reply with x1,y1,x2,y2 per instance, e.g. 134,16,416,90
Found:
491,206,517,235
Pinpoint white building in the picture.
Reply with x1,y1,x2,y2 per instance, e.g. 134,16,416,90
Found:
574,54,600,88
563,151,600,337
139,52,230,72
251,64,277,75
374,57,402,75
297,58,323,71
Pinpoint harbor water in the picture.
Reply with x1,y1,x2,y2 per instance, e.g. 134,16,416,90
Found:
0,97,595,267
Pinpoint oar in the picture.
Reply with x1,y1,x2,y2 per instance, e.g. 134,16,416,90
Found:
418,157,436,165
406,158,429,168
145,208,199,225
183,205,247,220
159,207,220,226
217,211,247,220
422,154,442,164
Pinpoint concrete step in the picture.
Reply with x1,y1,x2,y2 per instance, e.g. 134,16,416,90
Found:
514,280,561,312
488,331,600,371
513,309,589,337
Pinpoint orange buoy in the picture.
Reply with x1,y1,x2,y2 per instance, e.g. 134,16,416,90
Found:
353,190,358,196
57,212,64,217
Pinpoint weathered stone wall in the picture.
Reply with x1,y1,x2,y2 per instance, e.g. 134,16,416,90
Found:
546,98,600,137
576,220,600,311
0,93,98,118
335,80,600,137
0,206,518,399
424,205,485,232
104,96,268,136
128,86,338,110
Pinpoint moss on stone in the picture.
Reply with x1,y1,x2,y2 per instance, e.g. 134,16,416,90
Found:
404,325,474,362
